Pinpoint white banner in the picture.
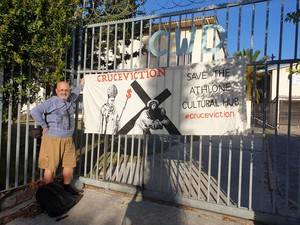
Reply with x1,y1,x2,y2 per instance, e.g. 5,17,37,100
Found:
83,57,247,135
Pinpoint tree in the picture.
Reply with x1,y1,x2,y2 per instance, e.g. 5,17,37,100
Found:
0,0,146,124
0,0,81,123
233,49,269,103
285,9,300,78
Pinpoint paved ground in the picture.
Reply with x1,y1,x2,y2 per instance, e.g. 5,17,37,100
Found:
2,186,262,225
1,131,299,225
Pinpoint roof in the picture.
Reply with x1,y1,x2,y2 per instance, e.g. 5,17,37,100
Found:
151,16,217,31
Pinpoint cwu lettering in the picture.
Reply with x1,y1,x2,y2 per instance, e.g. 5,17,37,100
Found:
149,24,227,57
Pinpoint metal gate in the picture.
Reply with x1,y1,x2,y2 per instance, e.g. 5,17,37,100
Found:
1,1,299,225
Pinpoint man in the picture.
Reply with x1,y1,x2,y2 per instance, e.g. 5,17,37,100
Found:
135,99,169,134
97,84,119,134
30,79,84,195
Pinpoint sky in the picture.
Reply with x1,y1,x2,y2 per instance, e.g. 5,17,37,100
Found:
139,0,299,60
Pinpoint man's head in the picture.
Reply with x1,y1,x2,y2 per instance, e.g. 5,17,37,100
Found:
56,81,70,100
107,96,115,108
147,99,159,109
147,99,159,119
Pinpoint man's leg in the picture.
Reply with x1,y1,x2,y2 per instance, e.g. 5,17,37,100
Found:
43,169,54,184
62,167,74,185
62,167,83,195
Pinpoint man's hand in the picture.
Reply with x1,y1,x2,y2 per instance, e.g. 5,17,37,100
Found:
80,78,85,86
150,119,163,129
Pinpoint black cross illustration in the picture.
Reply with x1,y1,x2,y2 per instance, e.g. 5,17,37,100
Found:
117,80,181,135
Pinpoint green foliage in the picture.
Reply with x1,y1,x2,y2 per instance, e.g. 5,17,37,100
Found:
81,0,146,24
0,0,146,124
285,9,300,79
233,49,269,103
0,0,81,124
285,9,300,24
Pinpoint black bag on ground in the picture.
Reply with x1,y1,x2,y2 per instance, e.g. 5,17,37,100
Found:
35,182,77,217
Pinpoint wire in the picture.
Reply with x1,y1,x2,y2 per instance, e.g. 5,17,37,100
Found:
139,0,233,15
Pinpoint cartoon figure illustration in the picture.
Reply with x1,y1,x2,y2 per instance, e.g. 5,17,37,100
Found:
134,99,169,134
97,84,119,134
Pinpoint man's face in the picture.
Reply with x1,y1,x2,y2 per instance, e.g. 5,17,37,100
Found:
56,82,70,101
150,102,157,110
108,97,115,107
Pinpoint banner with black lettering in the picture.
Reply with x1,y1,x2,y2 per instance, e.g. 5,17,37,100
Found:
83,57,247,135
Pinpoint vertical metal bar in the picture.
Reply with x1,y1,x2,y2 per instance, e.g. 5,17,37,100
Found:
89,134,95,179
138,20,143,68
116,135,121,181
121,23,126,70
188,135,193,197
298,149,300,216
110,135,114,180
295,1,300,215
248,133,254,210
285,63,292,215
217,136,222,204
123,135,128,182
274,0,285,134
147,19,153,68
106,25,110,70
96,134,101,180
32,95,39,182
250,3,255,50
24,70,31,185
183,15,187,65
76,22,84,176
129,136,134,184
151,135,156,184
263,0,270,56
176,136,180,194
212,9,217,61
157,17,162,68
15,81,22,187
176,15,182,66
264,0,270,214
189,13,195,63
183,135,187,186
83,28,88,71
224,6,229,58
91,27,95,70
207,136,212,202
250,63,257,209
137,136,141,185
237,5,242,51
6,68,13,190
167,16,172,67
114,24,118,70
142,135,149,188
159,137,164,191
0,67,3,158
197,136,203,200
249,128,254,210
130,22,135,69
200,11,205,62
227,137,232,205
103,135,108,181
78,109,85,176
168,136,172,194
98,26,103,70
84,133,89,177
238,136,243,207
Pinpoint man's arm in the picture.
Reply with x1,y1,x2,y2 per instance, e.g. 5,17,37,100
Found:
30,100,53,129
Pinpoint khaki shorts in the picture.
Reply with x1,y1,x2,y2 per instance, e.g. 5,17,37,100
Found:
38,134,76,172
